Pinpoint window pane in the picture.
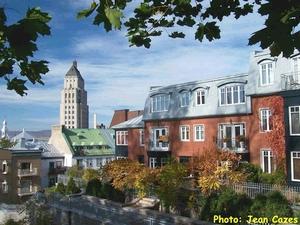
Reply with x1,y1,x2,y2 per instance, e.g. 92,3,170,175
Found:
233,86,239,103
240,85,245,103
226,87,232,104
221,89,225,105
291,112,300,134
293,158,300,180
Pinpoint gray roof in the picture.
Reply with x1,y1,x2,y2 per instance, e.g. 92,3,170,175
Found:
40,143,64,158
12,130,34,141
111,115,144,129
66,61,83,80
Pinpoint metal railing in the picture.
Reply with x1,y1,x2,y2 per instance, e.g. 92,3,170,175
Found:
48,167,66,175
148,140,169,151
216,138,248,153
17,185,38,196
17,168,38,177
281,71,300,90
229,181,300,203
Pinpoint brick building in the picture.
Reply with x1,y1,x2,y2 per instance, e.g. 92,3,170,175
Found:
113,50,300,186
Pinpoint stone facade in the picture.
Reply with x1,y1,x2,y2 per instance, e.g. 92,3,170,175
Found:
60,61,89,129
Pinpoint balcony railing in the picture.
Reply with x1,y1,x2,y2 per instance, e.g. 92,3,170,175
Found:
281,71,300,90
17,185,38,196
17,168,38,177
148,140,169,151
216,138,248,153
48,167,66,175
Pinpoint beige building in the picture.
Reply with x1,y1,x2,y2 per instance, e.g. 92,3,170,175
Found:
60,61,89,129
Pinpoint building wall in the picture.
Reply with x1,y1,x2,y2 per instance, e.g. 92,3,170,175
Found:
142,95,285,168
41,157,65,188
127,128,145,162
48,125,73,167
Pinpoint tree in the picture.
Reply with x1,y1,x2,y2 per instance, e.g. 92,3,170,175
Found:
194,148,244,195
0,7,51,95
66,165,84,178
155,158,187,212
55,182,66,195
66,177,80,194
78,0,300,57
0,138,16,148
82,168,101,182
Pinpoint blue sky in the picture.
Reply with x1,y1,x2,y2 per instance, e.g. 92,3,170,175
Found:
0,0,264,130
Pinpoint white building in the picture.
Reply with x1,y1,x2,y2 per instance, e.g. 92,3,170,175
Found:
60,61,89,129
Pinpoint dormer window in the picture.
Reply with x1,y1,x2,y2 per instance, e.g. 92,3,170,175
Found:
219,84,245,106
195,89,205,105
151,94,170,112
180,91,190,107
259,61,274,86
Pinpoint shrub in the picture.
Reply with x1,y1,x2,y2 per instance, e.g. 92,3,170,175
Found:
200,188,252,222
55,182,66,195
85,179,125,203
86,178,102,197
1,219,24,225
66,165,84,178
66,177,80,194
260,168,286,185
251,191,293,218
237,163,262,183
82,168,100,182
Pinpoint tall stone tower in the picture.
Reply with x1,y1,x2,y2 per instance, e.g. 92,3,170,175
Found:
60,61,89,128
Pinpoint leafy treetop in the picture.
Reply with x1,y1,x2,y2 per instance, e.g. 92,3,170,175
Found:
0,7,51,96
78,0,300,58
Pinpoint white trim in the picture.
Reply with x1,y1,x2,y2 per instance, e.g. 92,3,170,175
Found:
179,125,190,142
150,94,170,112
291,151,300,182
289,106,300,136
259,108,272,132
260,149,274,173
195,89,206,106
193,124,205,142
116,130,128,146
259,61,274,86
219,84,245,106
139,129,145,146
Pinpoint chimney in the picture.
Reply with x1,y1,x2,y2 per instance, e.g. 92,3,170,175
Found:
93,113,97,129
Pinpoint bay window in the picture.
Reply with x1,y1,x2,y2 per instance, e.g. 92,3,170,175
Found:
151,94,170,112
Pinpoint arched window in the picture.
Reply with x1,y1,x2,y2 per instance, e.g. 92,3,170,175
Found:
150,94,170,112
258,59,274,86
194,89,206,105
219,84,245,105
180,91,190,107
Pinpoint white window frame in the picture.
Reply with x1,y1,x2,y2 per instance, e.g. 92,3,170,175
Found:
180,125,190,142
151,127,169,150
139,129,145,146
194,124,205,142
2,160,8,174
260,108,272,132
150,94,170,112
261,150,274,173
289,106,300,136
219,85,245,106
291,151,300,182
1,180,8,193
195,90,206,106
180,91,190,107
149,157,157,168
116,130,128,146
259,61,274,86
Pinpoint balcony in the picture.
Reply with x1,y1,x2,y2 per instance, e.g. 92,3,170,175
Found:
17,168,38,177
216,138,249,153
148,140,169,151
48,167,66,175
17,185,38,197
281,72,300,90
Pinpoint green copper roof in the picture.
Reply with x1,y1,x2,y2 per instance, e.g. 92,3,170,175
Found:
62,128,115,156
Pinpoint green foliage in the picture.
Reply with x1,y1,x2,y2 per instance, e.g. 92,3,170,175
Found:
237,163,262,183
0,138,16,148
55,182,66,195
66,165,84,178
200,188,252,222
250,191,293,219
0,7,51,95
86,179,125,203
82,168,100,182
156,158,187,211
260,168,286,185
1,219,24,225
77,0,300,57
66,177,81,195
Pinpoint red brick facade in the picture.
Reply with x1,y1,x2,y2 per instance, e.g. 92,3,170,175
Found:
126,95,285,169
